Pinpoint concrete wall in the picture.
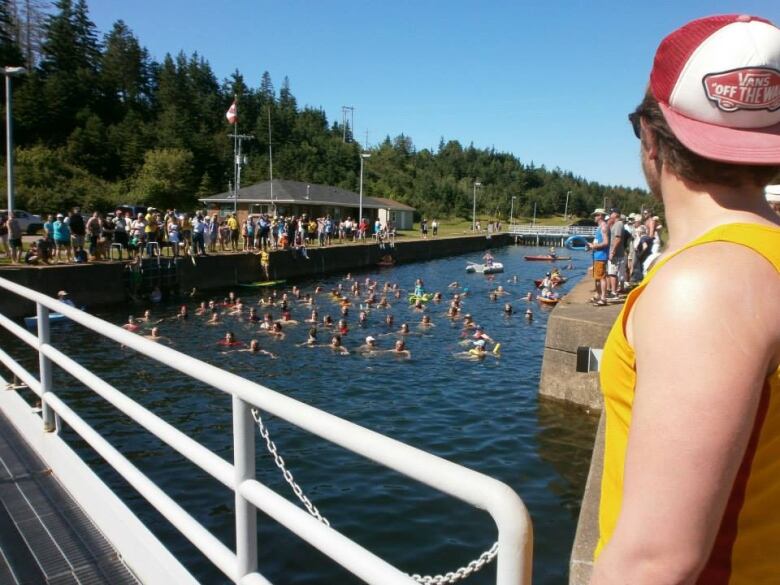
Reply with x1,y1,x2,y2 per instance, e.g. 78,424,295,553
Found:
538,277,622,411
535,275,620,584
0,263,127,319
0,234,509,318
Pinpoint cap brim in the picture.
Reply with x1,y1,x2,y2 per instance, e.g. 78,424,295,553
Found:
659,103,780,165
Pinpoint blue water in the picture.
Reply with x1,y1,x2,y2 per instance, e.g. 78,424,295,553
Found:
5,244,598,584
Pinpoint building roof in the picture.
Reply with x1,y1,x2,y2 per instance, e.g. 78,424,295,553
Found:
200,180,415,212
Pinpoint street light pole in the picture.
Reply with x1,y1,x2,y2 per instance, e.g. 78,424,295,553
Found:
564,190,571,220
4,66,25,214
359,153,371,229
510,196,517,225
472,181,481,231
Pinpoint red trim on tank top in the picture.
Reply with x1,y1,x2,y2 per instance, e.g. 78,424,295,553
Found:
696,381,771,584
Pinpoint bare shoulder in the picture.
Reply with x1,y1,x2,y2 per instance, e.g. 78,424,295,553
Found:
630,241,780,365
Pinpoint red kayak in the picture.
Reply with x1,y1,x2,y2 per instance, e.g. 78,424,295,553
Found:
524,255,572,262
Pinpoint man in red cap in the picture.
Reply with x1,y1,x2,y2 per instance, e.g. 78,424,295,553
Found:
593,15,780,584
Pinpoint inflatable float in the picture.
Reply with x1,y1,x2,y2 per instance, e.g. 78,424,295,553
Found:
466,262,504,274
564,235,590,251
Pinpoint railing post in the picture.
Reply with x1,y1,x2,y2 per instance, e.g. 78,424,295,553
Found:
36,302,55,432
232,395,257,581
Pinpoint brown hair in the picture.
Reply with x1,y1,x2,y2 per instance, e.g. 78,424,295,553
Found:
637,91,780,188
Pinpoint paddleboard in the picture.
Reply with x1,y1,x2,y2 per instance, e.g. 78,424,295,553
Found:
238,280,287,288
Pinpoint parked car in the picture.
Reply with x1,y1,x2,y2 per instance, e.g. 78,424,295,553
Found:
116,204,148,218
0,210,44,234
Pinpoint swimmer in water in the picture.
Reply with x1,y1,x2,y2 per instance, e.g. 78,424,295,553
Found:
306,310,319,323
322,315,334,327
329,334,350,355
504,303,513,315
525,308,533,321
298,327,319,347
137,309,162,325
394,289,401,299
493,286,509,296
122,316,140,332
432,292,443,302
217,331,243,347
338,319,349,335
279,311,299,325
358,335,379,354
247,307,260,323
175,305,188,319
398,323,410,335
340,305,349,317
238,339,276,358
448,281,460,289
377,297,390,309
268,322,285,339
206,309,221,325
358,310,368,325
524,292,533,301
456,339,500,360
388,339,411,359
260,312,274,330
195,302,207,315
419,315,434,329
144,326,169,343
385,314,394,328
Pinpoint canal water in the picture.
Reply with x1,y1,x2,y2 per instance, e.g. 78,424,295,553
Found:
7,244,599,584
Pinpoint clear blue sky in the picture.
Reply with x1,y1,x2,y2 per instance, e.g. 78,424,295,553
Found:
90,0,779,189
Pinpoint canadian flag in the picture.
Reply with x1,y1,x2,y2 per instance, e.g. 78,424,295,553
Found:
226,99,238,124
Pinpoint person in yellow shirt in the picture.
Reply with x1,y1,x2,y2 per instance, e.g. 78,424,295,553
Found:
226,214,239,251
592,16,780,585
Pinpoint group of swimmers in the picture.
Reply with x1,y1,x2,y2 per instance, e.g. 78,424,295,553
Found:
115,269,553,363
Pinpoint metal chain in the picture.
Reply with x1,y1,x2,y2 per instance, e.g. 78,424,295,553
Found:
250,408,498,584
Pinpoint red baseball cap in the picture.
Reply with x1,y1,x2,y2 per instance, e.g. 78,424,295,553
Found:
650,14,780,164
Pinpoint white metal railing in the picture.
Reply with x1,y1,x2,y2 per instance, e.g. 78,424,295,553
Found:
507,224,596,237
0,276,533,585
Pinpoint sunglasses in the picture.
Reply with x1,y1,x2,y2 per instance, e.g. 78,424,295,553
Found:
628,110,642,139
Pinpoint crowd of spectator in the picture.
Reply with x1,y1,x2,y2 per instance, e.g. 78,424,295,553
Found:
588,207,663,306
10,207,400,265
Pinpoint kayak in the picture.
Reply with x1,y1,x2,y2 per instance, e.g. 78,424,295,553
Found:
238,280,287,288
524,255,571,262
24,311,71,330
466,262,504,274
564,235,590,251
536,296,560,305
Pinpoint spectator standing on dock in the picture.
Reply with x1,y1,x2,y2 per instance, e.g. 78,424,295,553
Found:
0,214,8,257
606,207,626,296
587,208,609,306
67,207,85,252
431,218,438,236
592,15,780,585
53,213,72,263
7,212,22,264
86,212,101,260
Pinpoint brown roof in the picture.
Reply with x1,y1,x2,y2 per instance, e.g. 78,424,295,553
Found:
200,180,415,211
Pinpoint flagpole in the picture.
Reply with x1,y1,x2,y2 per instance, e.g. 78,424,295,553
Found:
233,101,239,214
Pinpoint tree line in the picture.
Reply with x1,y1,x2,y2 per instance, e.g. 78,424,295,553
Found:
0,0,653,220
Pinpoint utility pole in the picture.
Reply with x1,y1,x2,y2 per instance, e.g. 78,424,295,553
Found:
472,181,481,231
341,106,354,143
564,190,571,220
228,132,254,214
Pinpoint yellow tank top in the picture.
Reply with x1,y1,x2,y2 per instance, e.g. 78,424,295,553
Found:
596,223,780,584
